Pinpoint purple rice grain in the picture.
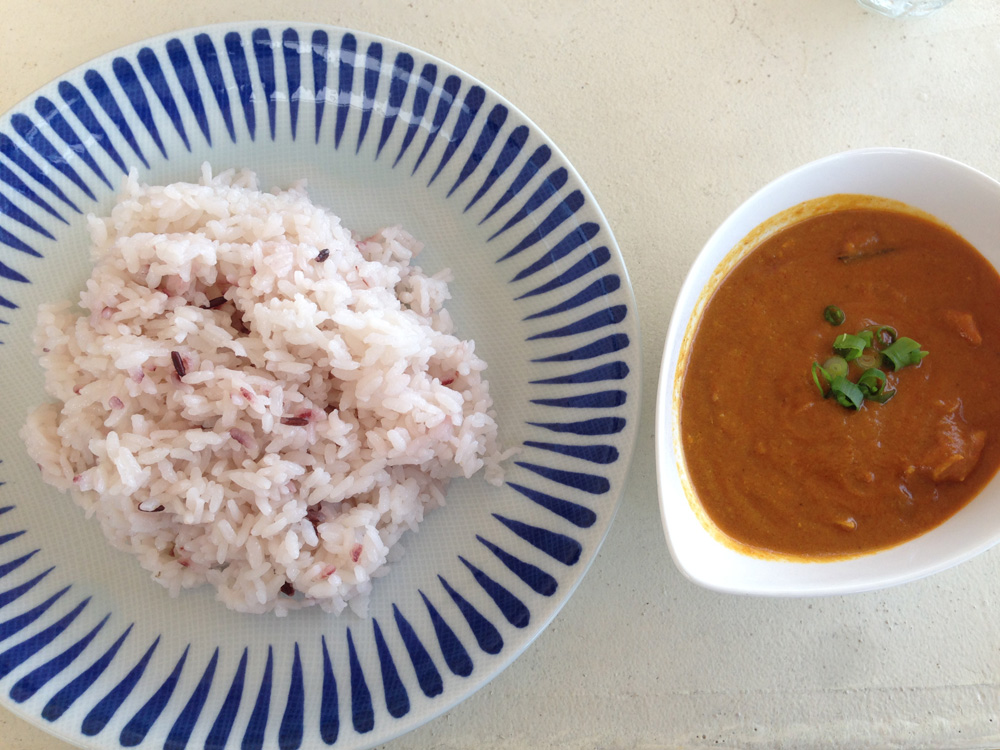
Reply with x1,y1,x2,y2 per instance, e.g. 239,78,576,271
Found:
280,416,309,426
305,506,324,527
231,312,251,335
170,351,187,378
316,248,330,262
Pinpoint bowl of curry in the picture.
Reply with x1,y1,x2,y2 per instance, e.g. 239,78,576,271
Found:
656,148,1000,596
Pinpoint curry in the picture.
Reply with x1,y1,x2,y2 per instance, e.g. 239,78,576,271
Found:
678,200,1000,558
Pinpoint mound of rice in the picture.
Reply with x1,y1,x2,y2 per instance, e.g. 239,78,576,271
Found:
22,165,502,615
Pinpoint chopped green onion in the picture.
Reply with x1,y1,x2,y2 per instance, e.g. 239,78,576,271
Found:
881,337,928,371
824,305,845,326
830,375,863,409
874,325,897,348
855,349,880,370
857,368,887,398
833,332,871,361
822,356,849,379
867,388,896,404
812,361,830,397
810,320,925,410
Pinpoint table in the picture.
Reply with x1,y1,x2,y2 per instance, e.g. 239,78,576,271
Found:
2,1,999,748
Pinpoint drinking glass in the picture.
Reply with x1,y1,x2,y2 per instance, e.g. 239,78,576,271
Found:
856,0,953,16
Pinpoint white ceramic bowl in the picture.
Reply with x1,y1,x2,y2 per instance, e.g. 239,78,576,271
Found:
655,147,1000,596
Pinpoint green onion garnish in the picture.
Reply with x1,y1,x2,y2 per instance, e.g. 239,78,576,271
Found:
824,305,846,326
874,325,897,348
812,361,830,397
855,349,880,370
822,356,849,379
809,310,926,410
856,368,887,398
833,331,872,361
867,388,896,404
881,337,928,371
830,375,863,410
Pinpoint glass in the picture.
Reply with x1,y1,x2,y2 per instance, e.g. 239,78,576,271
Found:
856,0,953,16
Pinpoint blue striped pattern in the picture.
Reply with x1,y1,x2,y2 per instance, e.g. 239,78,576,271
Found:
163,648,217,749
0,23,636,750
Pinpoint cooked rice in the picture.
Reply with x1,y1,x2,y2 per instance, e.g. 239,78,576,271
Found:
22,165,502,616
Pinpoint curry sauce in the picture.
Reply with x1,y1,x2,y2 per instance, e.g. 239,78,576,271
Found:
679,204,1000,558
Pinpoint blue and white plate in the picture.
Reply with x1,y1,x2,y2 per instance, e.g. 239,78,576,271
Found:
0,23,639,749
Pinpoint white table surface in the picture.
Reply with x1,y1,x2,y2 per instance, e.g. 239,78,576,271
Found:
2,1,1000,748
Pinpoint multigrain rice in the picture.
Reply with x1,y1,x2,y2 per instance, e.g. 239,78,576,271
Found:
22,165,503,615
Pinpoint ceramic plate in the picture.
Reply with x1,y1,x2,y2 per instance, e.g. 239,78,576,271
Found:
0,23,639,749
